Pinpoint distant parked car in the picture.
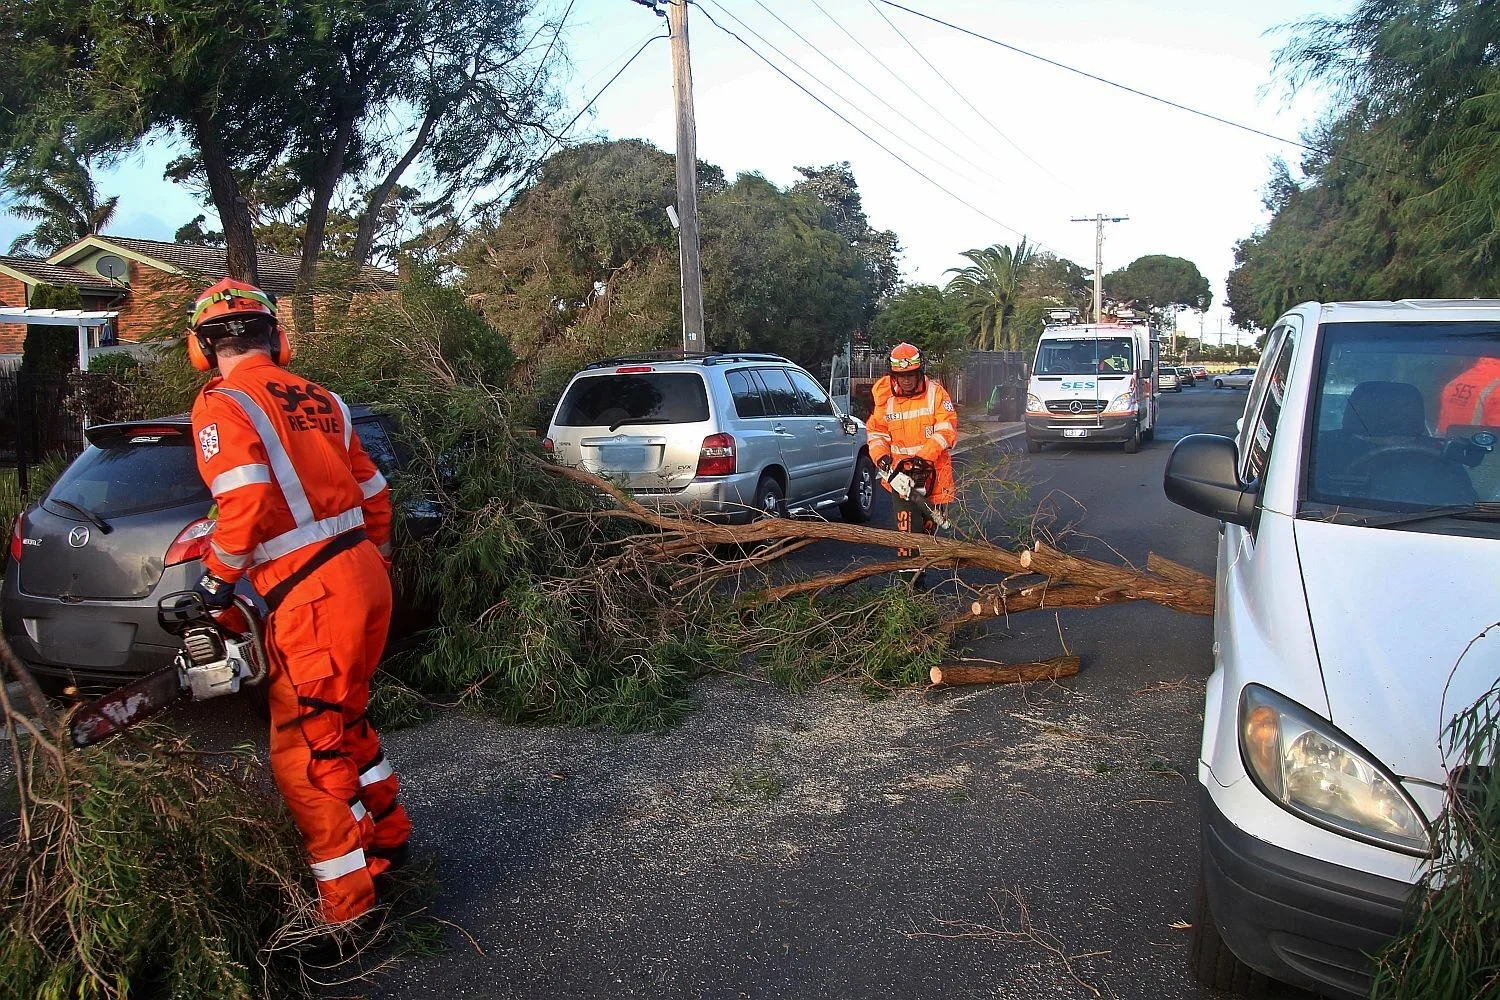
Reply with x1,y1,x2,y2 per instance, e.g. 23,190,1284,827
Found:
1175,366,1197,386
1213,367,1257,389
2,408,428,687
545,352,874,525
1157,369,1182,392
1192,365,1209,380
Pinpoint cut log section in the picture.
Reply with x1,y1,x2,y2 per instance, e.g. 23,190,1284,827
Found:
929,656,1081,686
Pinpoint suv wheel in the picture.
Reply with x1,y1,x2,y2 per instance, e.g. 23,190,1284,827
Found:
1123,421,1141,454
840,453,877,523
1189,872,1270,996
754,475,785,519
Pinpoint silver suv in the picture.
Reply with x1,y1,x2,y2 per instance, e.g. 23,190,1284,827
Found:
545,353,875,524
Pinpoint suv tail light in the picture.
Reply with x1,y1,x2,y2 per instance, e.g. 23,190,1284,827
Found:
542,436,555,455
9,514,23,564
165,518,217,566
696,433,736,477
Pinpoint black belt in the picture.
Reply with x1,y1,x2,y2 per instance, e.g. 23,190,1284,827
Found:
262,529,368,612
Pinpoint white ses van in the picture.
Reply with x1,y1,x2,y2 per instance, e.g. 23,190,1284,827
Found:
1163,300,1500,998
1024,322,1162,453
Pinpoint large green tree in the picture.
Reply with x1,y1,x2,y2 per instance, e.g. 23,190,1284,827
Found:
870,284,965,362
1227,0,1500,331
944,240,1035,351
4,143,117,256
1103,254,1211,324
0,1,565,312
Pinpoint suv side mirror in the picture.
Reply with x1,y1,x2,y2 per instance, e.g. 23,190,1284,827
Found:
1164,434,1258,526
840,414,859,436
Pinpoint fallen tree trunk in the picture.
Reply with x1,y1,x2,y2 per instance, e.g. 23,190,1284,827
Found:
930,656,1081,686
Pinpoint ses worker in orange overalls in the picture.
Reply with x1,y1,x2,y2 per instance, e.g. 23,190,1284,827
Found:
866,343,958,587
1437,354,1500,434
187,278,411,924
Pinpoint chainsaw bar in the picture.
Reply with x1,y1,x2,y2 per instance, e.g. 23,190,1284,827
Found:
68,667,185,748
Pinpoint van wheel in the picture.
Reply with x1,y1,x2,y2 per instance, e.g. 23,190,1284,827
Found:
754,475,785,519
1123,422,1141,454
1142,425,1155,443
1026,436,1042,454
1190,872,1270,996
840,454,877,523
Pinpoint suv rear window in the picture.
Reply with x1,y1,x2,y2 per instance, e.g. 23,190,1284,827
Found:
555,373,710,428
47,431,211,517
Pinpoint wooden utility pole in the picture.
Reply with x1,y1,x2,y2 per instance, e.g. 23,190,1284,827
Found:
1070,213,1127,323
668,1,705,353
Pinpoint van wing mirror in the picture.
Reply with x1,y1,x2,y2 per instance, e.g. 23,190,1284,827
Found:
1163,434,1258,527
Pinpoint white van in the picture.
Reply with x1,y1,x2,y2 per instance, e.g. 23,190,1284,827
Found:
1024,322,1162,453
1163,300,1500,998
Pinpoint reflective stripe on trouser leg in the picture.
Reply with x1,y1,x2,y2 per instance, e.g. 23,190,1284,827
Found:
895,506,914,558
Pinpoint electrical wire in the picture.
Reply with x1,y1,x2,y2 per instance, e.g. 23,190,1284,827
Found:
747,0,1003,186
705,0,995,191
871,0,1395,175
691,0,1050,249
864,0,1070,192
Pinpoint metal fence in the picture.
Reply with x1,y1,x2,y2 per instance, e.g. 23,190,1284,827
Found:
0,373,87,493
847,348,1030,419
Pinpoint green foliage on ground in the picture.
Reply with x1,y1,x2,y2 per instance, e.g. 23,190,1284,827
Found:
1373,677,1500,999
0,453,68,541
1228,0,1500,331
0,728,315,999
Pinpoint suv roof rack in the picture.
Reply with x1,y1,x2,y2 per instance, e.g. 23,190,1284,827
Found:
585,351,792,370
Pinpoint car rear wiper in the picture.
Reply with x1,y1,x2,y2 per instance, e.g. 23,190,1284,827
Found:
1347,501,1500,528
47,498,113,534
607,417,672,432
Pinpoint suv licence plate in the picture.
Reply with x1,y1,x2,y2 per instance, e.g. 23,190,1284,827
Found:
1063,429,1089,438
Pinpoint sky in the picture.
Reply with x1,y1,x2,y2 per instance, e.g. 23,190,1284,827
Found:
0,0,1350,344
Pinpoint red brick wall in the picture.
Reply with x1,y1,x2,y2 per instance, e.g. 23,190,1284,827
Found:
114,261,198,343
0,273,28,354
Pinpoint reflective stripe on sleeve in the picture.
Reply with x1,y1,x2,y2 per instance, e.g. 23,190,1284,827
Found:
359,755,395,787
1472,378,1500,423
310,847,367,882
358,470,388,500
350,800,368,823
252,507,365,564
211,541,252,569
892,444,925,456
210,464,272,495
929,435,952,452
332,391,353,450
867,431,893,442
932,422,955,433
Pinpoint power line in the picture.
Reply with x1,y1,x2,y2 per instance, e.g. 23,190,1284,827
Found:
746,0,1004,187
871,0,1394,174
690,0,1050,251
805,0,995,162
864,0,1070,192
705,0,994,191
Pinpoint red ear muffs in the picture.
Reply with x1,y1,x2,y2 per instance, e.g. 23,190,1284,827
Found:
272,324,293,366
188,331,214,372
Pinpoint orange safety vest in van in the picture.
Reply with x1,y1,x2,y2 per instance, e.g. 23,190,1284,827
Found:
866,375,959,504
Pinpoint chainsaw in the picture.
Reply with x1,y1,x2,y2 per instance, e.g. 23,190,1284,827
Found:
68,592,268,748
882,457,951,531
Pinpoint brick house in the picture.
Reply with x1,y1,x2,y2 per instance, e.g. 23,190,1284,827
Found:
0,235,398,357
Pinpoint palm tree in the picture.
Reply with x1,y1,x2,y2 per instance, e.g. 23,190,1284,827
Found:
5,147,118,256
943,239,1035,351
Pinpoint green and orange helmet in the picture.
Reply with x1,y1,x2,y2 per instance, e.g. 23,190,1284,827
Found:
187,278,291,371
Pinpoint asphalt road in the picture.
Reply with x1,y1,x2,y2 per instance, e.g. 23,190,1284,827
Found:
368,387,1273,1000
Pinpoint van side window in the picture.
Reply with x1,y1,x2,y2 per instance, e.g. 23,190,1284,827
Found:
787,369,835,417
726,369,768,418
754,368,801,417
1241,331,1297,484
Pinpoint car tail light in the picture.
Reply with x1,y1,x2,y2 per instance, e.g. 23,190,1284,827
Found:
542,437,555,455
9,514,23,564
696,433,736,477
615,366,654,374
165,517,216,566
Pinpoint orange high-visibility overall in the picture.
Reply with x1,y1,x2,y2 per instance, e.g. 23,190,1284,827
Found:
866,375,959,554
192,354,410,923
1437,356,1500,433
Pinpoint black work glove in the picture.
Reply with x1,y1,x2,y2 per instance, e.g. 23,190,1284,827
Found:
194,572,237,612
876,454,892,474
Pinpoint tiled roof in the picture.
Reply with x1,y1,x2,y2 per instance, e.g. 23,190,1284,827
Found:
93,237,399,296
0,256,120,294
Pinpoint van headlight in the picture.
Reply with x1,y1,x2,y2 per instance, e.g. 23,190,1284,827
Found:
1106,390,1136,413
1026,394,1045,413
1239,685,1430,855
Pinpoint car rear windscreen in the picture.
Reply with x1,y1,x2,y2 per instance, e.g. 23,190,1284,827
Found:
47,433,211,517
555,373,710,427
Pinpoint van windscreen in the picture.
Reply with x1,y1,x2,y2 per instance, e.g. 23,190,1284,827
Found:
1035,337,1135,375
